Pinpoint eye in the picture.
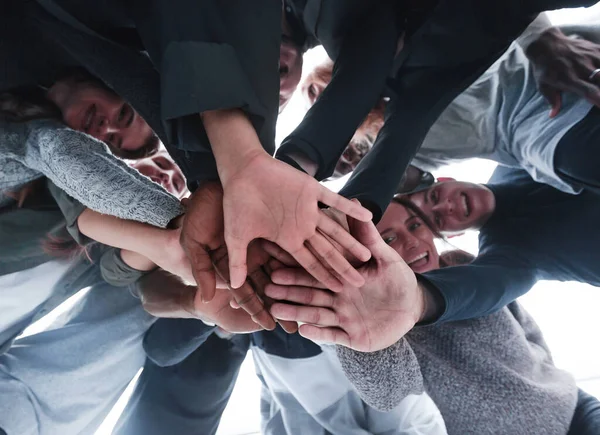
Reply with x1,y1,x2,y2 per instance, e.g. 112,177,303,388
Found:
434,213,442,229
408,221,421,232
383,234,396,245
431,189,439,204
155,158,167,170
118,105,126,122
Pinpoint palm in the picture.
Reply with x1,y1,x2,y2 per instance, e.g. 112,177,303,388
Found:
222,154,372,291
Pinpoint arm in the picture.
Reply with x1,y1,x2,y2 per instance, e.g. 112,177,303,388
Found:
127,0,281,161
276,2,399,179
77,208,194,284
336,339,425,412
515,12,552,51
13,119,183,227
339,0,540,220
419,247,539,323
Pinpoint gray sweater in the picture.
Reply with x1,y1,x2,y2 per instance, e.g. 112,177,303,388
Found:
337,302,577,435
0,118,183,227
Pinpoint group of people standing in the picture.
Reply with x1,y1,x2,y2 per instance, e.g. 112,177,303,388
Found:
2,0,600,434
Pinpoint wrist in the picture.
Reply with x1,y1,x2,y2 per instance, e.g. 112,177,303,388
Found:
202,109,266,185
525,27,564,60
285,151,318,177
416,278,445,324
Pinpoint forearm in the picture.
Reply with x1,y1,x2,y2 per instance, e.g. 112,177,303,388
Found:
202,108,266,185
277,2,398,180
77,209,174,261
137,269,197,318
336,338,424,411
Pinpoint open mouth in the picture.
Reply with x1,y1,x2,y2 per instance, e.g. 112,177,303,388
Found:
460,193,470,218
82,104,96,133
407,252,429,269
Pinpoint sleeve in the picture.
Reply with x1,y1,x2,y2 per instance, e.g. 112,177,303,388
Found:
143,318,216,367
336,339,424,412
99,248,148,287
127,0,281,157
419,246,540,324
515,13,553,51
18,120,183,228
45,180,91,245
276,2,399,180
338,0,539,221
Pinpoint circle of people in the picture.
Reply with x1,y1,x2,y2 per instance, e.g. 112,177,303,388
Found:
2,1,600,434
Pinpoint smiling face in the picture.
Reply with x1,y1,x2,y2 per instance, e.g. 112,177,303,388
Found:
377,201,440,273
409,181,496,233
47,75,156,157
131,151,188,198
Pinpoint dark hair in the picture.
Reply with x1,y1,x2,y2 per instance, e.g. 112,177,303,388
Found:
391,195,445,240
391,195,475,269
0,68,159,160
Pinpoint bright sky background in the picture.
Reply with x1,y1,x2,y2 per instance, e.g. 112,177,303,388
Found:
18,5,600,435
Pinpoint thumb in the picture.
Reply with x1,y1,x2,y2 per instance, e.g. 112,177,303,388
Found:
188,243,217,302
539,83,562,118
226,237,250,289
348,217,391,261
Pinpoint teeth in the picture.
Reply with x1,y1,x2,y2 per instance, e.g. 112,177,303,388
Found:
461,194,469,217
407,252,428,264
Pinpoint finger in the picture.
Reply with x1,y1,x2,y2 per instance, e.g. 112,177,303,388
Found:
183,240,217,302
318,213,371,262
307,232,365,287
260,240,299,266
229,283,276,330
265,283,335,307
298,324,351,348
225,236,250,289
270,303,340,327
230,299,240,309
277,320,299,334
318,188,372,222
563,78,600,108
539,83,562,118
348,217,393,260
288,246,344,291
271,267,328,289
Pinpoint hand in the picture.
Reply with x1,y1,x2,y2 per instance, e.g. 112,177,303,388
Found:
138,269,263,334
221,152,372,291
180,181,276,330
526,27,600,117
264,217,425,352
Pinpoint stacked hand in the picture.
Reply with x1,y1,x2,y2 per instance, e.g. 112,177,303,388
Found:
264,217,426,352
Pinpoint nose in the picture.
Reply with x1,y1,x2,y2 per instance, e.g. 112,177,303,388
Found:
433,199,453,216
403,233,420,252
94,114,119,137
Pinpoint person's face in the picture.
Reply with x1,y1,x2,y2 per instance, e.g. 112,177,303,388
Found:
409,180,495,233
377,202,440,273
279,37,303,109
131,151,188,198
333,141,371,177
49,78,154,153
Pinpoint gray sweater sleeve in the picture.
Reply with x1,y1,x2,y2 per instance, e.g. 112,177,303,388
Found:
336,339,425,412
1,118,183,227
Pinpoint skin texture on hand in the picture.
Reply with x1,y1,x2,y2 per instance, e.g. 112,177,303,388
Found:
180,182,276,330
526,27,600,117
138,269,262,334
220,152,373,291
265,218,425,352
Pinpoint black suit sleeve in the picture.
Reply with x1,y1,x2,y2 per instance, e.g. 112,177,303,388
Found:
277,1,399,180
339,0,594,220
